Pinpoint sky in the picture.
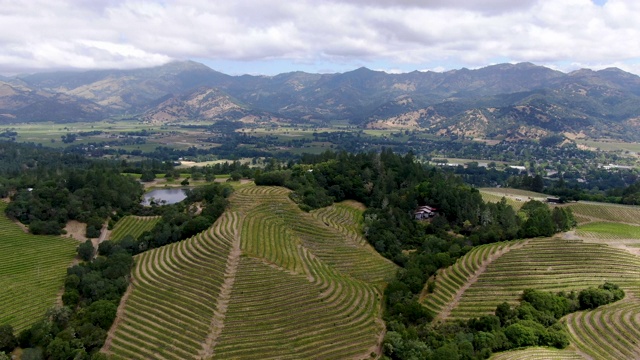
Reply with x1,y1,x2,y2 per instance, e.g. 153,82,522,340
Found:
2,0,640,76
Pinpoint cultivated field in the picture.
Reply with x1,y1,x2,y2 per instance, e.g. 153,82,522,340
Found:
565,201,640,225
110,215,161,241
576,222,640,240
491,347,584,360
427,233,640,360
0,202,78,332
449,237,640,318
104,185,396,359
421,240,528,323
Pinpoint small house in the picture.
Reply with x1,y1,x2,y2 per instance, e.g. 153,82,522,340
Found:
414,205,437,220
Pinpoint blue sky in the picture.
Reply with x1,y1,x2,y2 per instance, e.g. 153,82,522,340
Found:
1,0,639,76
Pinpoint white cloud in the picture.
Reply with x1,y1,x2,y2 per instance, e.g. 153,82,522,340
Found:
1,0,640,75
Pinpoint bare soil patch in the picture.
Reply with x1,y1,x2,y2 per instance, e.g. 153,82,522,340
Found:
213,178,252,184
64,220,88,242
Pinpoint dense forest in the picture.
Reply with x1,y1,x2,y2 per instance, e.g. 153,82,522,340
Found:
6,168,143,236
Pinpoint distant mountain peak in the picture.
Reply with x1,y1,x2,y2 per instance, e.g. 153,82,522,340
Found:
4,61,640,141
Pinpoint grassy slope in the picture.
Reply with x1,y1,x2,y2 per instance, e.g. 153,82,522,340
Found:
105,185,396,359
0,202,78,332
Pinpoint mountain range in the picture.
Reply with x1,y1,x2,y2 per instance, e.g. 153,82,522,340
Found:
3,61,640,141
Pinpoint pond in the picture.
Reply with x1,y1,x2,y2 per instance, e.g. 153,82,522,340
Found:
142,188,188,206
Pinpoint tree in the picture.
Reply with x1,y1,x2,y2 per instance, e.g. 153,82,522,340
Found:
85,300,117,329
181,178,190,186
432,343,460,360
140,171,156,182
519,200,555,237
61,134,77,143
504,323,538,347
0,325,17,353
77,240,95,261
495,302,516,326
46,338,72,360
579,288,614,309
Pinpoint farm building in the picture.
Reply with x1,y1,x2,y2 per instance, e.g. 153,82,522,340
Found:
508,165,527,172
414,205,437,220
546,197,562,203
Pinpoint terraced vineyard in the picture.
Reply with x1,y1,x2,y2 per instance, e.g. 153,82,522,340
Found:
421,240,527,323
490,347,584,360
427,234,640,360
0,202,78,332
110,215,161,241
104,185,396,359
310,200,367,247
565,290,640,359
449,237,640,319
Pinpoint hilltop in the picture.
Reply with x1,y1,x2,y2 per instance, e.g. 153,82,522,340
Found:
3,61,640,141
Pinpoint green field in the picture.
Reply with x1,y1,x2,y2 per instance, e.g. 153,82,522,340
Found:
479,192,526,211
566,201,640,225
0,202,78,332
104,185,396,359
110,216,161,242
577,222,640,239
479,187,549,199
576,139,640,154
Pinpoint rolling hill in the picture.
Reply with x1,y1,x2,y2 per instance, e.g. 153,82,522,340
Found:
421,198,640,360
103,185,396,359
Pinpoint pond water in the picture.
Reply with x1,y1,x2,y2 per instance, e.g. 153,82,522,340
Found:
142,188,188,206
